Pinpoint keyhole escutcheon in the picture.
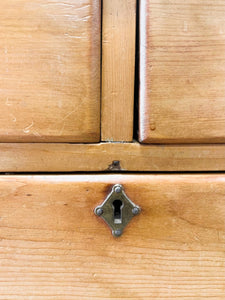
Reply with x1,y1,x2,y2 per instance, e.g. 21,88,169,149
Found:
94,184,141,237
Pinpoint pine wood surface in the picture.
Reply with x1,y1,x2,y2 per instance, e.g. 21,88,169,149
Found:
0,0,100,142
139,0,225,143
101,0,136,142
0,142,224,172
0,174,224,299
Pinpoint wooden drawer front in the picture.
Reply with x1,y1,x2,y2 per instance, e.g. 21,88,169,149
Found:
0,174,225,299
0,0,100,142
139,0,225,144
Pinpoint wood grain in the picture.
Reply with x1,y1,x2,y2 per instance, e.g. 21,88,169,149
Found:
139,0,225,143
101,0,136,142
0,174,224,299
0,142,225,172
0,0,100,142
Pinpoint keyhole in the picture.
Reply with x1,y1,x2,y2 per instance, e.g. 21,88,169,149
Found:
112,200,123,224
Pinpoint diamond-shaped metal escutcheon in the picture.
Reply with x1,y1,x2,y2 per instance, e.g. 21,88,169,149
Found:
94,184,141,237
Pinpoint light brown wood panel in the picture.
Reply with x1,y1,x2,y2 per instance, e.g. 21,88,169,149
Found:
0,142,225,172
139,0,225,143
0,0,100,142
101,0,136,142
0,174,224,299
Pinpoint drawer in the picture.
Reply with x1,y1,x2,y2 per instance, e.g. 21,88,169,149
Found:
0,174,225,299
139,0,225,144
0,0,100,142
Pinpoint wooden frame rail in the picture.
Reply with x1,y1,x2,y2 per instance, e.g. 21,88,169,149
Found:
0,143,224,172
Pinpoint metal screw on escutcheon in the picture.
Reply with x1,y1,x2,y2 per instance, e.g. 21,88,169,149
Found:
95,208,103,216
115,185,122,193
132,206,140,215
114,229,122,237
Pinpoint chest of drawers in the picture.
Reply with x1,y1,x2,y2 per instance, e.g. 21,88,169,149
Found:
0,0,224,299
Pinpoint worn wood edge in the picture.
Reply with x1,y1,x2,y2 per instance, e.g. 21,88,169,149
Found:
101,0,136,142
0,142,225,172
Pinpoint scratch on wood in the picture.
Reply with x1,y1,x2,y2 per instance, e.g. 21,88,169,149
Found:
62,109,76,121
33,130,41,137
23,121,34,134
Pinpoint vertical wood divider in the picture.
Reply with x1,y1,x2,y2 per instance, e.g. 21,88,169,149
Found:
101,0,136,142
